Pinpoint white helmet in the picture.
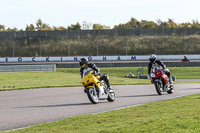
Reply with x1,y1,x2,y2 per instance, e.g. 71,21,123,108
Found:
149,54,156,63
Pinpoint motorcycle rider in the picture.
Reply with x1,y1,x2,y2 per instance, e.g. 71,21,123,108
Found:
79,57,112,93
182,55,189,62
148,54,173,84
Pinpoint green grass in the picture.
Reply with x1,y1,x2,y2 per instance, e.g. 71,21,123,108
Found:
0,67,200,91
169,67,200,79
0,69,80,91
6,92,200,133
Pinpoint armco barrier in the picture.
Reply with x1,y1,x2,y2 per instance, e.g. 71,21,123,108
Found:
56,61,200,68
0,64,56,73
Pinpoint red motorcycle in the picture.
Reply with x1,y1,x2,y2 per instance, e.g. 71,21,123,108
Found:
181,56,190,62
150,66,174,95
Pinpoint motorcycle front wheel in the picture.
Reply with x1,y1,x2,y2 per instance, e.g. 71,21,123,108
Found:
107,91,115,102
87,88,99,104
154,81,164,95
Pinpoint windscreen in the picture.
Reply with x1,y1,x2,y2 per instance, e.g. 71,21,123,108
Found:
83,67,92,76
152,66,160,72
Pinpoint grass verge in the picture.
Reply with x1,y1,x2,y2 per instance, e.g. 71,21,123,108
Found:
5,92,200,133
0,67,200,91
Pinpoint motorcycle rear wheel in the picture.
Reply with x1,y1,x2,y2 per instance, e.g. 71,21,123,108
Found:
154,81,164,95
87,88,98,104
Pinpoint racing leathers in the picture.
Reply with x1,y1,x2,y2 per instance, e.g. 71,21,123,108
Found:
80,63,111,87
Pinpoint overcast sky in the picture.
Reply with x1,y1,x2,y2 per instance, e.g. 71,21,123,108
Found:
1,0,200,29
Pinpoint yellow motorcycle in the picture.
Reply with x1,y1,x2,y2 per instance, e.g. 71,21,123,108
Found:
81,68,115,104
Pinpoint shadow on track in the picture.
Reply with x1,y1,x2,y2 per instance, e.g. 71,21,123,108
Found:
116,94,158,98
17,102,92,108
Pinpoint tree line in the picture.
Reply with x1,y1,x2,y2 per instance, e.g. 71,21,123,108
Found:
0,17,200,32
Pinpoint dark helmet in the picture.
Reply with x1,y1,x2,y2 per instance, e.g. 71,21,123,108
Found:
149,54,156,63
79,58,88,68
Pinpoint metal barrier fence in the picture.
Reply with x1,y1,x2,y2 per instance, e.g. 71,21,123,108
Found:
0,28,200,57
0,28,200,39
0,64,56,73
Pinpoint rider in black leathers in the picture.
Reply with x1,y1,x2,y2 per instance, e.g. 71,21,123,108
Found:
148,54,173,84
79,58,112,92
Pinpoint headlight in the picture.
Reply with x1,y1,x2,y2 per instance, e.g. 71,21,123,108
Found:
151,73,155,77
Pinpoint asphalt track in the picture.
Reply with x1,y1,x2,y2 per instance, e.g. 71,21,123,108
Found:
1,84,200,131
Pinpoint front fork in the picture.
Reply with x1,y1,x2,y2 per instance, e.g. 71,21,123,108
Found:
154,79,163,87
93,84,97,95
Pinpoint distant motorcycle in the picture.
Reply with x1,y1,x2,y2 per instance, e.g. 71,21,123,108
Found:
81,68,115,104
182,56,190,62
150,66,174,95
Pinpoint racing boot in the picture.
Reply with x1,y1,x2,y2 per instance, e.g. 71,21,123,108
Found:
107,86,112,91
104,86,111,94
107,86,114,93
169,77,173,84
